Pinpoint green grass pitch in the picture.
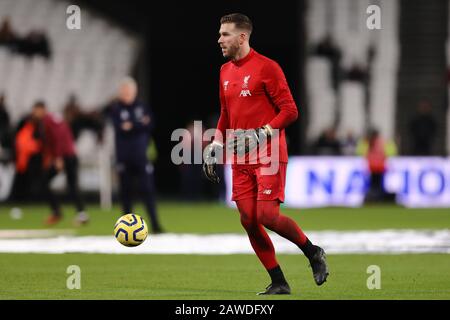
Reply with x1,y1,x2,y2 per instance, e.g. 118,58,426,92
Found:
0,202,449,299
0,253,449,299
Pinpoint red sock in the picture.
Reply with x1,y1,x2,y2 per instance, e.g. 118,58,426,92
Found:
236,198,279,270
257,200,308,247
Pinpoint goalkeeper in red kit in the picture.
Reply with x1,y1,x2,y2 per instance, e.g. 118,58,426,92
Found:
203,13,329,295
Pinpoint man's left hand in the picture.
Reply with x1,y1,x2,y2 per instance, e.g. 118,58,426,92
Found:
54,157,64,172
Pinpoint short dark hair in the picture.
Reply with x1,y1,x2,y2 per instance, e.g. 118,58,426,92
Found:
220,13,253,34
33,100,46,109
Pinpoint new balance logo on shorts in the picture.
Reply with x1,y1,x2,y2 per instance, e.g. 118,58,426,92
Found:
263,189,272,195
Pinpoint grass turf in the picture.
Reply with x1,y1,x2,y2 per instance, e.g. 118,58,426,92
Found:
0,202,449,235
0,253,448,300
0,202,448,300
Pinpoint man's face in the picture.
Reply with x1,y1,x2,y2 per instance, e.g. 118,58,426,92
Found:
118,83,137,105
218,23,242,59
31,106,46,121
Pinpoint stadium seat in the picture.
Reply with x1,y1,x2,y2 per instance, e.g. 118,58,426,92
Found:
306,0,399,143
0,0,140,123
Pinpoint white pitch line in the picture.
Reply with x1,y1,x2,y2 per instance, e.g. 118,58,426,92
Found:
0,229,449,254
0,229,75,239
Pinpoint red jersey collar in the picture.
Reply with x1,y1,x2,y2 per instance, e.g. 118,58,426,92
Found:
232,48,255,66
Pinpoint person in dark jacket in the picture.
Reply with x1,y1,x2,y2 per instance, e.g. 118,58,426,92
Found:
0,94,13,160
107,77,164,234
409,101,437,156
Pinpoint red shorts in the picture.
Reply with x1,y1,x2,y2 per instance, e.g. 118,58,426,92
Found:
231,163,287,202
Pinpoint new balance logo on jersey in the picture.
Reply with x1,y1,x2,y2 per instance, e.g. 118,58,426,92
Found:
262,189,272,195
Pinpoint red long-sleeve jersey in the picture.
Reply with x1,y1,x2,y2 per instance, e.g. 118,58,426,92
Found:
215,48,298,164
43,113,76,160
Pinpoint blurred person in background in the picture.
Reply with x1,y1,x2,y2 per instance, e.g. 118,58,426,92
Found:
30,101,89,226
10,110,45,201
63,94,104,142
0,94,13,162
357,128,397,202
107,77,164,234
341,130,358,156
178,120,225,202
178,121,206,201
0,18,51,58
313,34,342,91
312,127,342,155
0,17,18,50
409,100,437,156
17,29,51,59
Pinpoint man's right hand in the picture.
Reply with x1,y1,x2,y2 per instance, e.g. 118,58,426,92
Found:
121,121,133,131
203,141,223,184
54,157,64,172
